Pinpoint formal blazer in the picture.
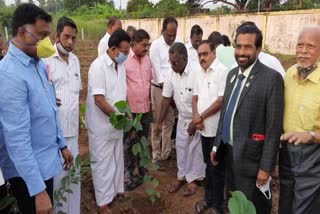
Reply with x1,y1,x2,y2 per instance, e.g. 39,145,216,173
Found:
214,60,284,177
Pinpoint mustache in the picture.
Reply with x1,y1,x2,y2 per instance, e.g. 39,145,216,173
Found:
236,55,250,59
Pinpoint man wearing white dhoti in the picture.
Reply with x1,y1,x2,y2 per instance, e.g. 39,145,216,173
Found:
155,42,205,197
45,17,81,214
86,29,131,213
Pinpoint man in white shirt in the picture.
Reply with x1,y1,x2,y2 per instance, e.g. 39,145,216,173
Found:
149,17,181,168
155,43,205,196
185,25,203,63
45,17,81,214
86,29,131,213
97,16,122,56
193,40,228,214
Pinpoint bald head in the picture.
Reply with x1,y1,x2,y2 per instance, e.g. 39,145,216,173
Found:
296,26,320,68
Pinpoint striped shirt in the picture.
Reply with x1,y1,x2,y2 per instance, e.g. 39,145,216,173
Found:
45,45,82,137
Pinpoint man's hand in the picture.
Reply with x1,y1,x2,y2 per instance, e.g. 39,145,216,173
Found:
61,148,73,170
187,122,196,136
280,131,313,145
210,151,219,166
35,190,53,214
155,123,162,137
192,114,203,125
56,98,62,107
256,169,270,186
196,121,205,130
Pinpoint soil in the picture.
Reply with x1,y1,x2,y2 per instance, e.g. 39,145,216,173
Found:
74,41,296,214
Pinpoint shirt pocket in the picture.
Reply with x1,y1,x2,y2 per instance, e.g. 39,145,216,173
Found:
184,87,194,104
70,73,81,94
301,99,320,130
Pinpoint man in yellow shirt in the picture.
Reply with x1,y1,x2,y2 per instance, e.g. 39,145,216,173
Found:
280,26,320,214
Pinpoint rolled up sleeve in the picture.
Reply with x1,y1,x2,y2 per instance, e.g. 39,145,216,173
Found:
89,63,106,96
0,74,46,196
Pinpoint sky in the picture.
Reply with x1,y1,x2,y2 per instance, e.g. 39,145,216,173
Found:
5,0,214,9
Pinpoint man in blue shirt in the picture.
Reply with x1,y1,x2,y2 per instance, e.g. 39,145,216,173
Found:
0,4,73,213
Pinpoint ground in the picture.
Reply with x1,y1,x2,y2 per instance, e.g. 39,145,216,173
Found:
74,40,297,214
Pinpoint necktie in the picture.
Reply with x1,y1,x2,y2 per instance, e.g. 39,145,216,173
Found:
221,74,246,144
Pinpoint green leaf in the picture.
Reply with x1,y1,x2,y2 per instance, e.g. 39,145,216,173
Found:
62,196,67,203
146,187,154,195
61,176,68,186
114,117,127,130
75,154,81,168
133,119,143,131
132,143,142,155
65,189,73,194
109,112,118,125
123,118,133,132
156,192,161,198
151,163,158,171
114,100,132,118
56,202,63,208
140,157,148,168
143,175,151,183
150,196,156,204
140,136,148,147
228,191,256,214
114,100,129,113
152,179,159,188
80,103,86,114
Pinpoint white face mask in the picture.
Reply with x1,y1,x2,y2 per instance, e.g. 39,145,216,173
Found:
256,176,272,199
56,42,71,55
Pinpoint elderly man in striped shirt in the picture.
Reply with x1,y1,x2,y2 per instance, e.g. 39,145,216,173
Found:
45,17,81,214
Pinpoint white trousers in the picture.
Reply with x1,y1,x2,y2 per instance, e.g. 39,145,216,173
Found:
88,132,124,206
176,118,206,183
54,136,80,214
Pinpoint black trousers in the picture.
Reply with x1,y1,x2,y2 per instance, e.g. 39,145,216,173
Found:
124,112,151,177
201,136,225,212
9,177,53,214
279,143,320,214
224,143,271,214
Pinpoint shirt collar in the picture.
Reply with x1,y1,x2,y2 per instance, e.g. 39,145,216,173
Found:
186,42,193,49
206,58,220,72
292,63,320,84
237,59,257,78
129,48,136,57
8,42,34,66
104,51,115,67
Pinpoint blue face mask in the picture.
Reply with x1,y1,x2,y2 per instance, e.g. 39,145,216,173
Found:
115,49,128,64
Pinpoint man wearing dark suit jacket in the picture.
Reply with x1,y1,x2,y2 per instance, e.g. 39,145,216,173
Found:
210,23,284,214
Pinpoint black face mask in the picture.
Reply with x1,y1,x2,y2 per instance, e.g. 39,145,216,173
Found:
297,63,318,79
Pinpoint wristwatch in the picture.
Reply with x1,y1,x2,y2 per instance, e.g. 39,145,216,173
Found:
308,131,316,141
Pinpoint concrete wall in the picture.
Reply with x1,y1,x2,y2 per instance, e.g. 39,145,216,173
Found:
122,9,320,55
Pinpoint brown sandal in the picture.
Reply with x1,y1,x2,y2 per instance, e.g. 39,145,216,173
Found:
183,182,199,197
167,179,186,193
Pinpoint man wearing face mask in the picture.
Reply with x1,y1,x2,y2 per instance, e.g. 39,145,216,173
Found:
185,25,203,63
44,16,81,214
86,29,131,213
149,16,181,169
279,26,320,214
98,16,122,56
211,24,284,214
0,3,73,214
123,29,152,191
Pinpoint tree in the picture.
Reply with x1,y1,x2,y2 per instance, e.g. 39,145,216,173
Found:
38,0,46,8
126,0,153,12
0,0,5,7
28,0,35,4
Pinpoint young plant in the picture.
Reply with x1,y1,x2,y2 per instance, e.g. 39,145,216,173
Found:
110,100,161,203
228,191,256,214
54,154,92,214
